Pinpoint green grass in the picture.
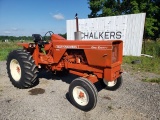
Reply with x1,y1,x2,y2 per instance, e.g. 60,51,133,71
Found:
142,78,160,83
142,40,160,57
123,56,160,74
0,42,21,60
123,40,160,75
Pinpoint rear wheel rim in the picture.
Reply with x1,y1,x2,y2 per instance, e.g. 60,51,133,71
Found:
10,59,21,81
73,86,89,106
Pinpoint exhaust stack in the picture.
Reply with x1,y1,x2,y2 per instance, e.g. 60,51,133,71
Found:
74,13,81,40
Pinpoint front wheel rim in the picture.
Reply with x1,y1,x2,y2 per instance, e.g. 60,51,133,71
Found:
72,86,89,106
10,59,21,81
103,79,117,87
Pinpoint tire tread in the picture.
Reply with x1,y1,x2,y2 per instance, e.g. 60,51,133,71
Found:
6,49,38,89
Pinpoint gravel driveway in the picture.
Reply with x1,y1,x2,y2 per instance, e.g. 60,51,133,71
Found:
0,61,159,120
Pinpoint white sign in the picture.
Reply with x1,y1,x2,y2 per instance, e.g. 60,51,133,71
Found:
81,31,122,40
67,13,146,56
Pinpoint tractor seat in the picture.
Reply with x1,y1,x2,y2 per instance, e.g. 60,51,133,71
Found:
32,34,49,48
32,34,42,43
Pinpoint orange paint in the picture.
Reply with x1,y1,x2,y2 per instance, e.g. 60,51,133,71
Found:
18,34,123,83
79,91,84,98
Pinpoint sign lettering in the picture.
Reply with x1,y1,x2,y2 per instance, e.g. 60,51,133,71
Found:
81,31,122,40
56,45,78,49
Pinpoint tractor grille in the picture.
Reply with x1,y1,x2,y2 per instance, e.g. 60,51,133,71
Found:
112,44,118,63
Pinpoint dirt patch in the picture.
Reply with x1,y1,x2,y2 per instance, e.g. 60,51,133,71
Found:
28,88,45,95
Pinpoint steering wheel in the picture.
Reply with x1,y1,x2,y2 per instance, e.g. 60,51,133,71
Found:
43,31,54,41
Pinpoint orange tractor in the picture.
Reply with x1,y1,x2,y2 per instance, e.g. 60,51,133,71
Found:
6,31,123,111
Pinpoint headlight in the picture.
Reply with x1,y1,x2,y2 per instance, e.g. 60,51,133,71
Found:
29,43,36,48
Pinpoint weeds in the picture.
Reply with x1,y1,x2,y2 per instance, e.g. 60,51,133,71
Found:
123,56,160,74
123,40,160,75
142,40,160,57
0,42,21,60
108,105,113,110
142,78,160,83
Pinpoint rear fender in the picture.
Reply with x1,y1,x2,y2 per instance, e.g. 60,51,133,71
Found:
17,43,29,49
17,43,39,66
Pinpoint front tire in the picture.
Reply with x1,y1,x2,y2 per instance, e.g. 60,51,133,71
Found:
103,76,123,91
69,77,98,111
6,49,38,89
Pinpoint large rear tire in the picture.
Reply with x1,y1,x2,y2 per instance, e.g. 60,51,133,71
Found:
69,77,98,111
6,49,38,89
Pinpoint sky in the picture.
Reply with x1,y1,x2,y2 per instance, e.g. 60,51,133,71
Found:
0,0,90,36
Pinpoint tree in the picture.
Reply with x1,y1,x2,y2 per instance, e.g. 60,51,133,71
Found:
126,0,159,39
88,0,103,17
58,33,67,39
88,0,160,39
101,0,122,16
154,0,160,39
